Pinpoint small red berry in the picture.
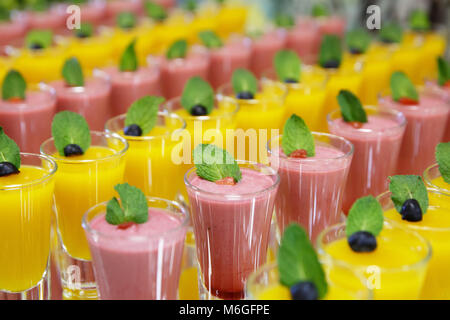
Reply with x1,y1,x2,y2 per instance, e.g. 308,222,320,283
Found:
290,149,308,158
8,97,23,103
349,121,363,129
117,222,135,230
444,80,450,88
215,177,236,185
398,97,419,105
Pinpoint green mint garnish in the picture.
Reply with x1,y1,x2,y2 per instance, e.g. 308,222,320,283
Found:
166,39,188,60
216,0,225,4
379,23,403,44
198,30,223,49
246,30,263,39
232,68,258,96
145,1,167,22
51,111,91,157
2,70,26,101
0,127,20,170
436,143,450,184
30,0,49,12
185,0,197,12
346,196,384,237
120,39,138,72
319,35,342,68
106,183,149,225
390,71,419,103
75,23,93,38
62,57,84,87
346,28,371,54
312,3,329,17
275,14,295,29
282,114,315,157
389,175,429,214
117,12,136,30
181,76,214,115
278,224,328,299
437,57,450,87
193,144,242,183
0,6,10,21
274,50,301,83
25,30,53,49
337,90,367,124
409,10,430,32
125,96,164,135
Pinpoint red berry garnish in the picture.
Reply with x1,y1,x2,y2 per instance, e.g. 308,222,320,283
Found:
8,97,23,103
215,177,236,185
117,222,135,230
290,149,308,158
349,121,363,129
398,97,418,105
444,80,450,88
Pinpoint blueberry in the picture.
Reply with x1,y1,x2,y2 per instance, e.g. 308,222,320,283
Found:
29,43,43,50
321,60,340,69
348,231,377,253
63,144,84,157
124,124,143,137
380,38,395,44
349,48,363,55
284,78,298,84
0,162,19,177
290,281,318,300
190,104,208,116
400,199,423,222
236,91,254,100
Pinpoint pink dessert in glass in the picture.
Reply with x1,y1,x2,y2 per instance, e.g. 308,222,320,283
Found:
185,163,279,299
426,81,450,141
83,199,188,300
250,29,286,77
328,107,406,213
0,11,28,47
285,19,320,65
27,4,67,31
50,70,111,131
76,0,107,25
379,90,449,175
268,133,353,241
154,0,175,9
316,15,346,38
105,0,143,19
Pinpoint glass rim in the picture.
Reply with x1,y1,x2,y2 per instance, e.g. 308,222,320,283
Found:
267,132,354,163
40,131,129,164
378,85,446,110
260,66,329,90
184,160,280,198
423,163,450,194
217,82,288,106
0,152,57,191
316,221,432,273
105,110,187,142
0,82,56,109
50,68,111,93
82,196,190,242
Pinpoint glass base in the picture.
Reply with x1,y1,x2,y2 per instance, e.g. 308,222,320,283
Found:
198,275,246,300
0,263,49,300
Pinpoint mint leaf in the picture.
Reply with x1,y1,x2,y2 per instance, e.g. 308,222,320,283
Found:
51,111,91,156
181,76,214,115
275,14,295,29
2,70,26,101
117,12,136,29
125,95,164,135
437,57,450,87
390,71,419,102
379,23,403,44
346,28,371,54
166,39,188,60
436,143,450,184
345,196,383,237
337,90,367,123
0,6,10,21
232,68,258,96
389,175,429,214
282,114,315,157
193,144,242,183
145,1,167,21
120,39,138,72
30,0,49,12
185,0,197,12
275,50,301,83
198,30,223,49
319,35,342,68
25,30,53,49
409,10,430,32
278,224,328,299
75,23,93,38
106,183,149,225
62,57,84,87
312,3,329,17
0,127,20,169
246,30,263,39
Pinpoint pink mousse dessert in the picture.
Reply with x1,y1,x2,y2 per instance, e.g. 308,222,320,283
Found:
328,107,406,213
105,0,143,19
426,81,450,141
379,90,449,175
316,15,346,38
72,0,107,25
269,133,353,241
154,0,175,9
0,11,28,47
285,19,321,65
27,4,67,31
83,202,188,300
250,29,287,77
185,164,279,299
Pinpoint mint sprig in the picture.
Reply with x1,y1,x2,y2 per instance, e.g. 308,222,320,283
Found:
0,6,10,21
275,14,295,29
312,4,329,17
390,71,419,102
346,28,371,54
409,10,430,32
120,39,138,72
436,143,450,184
193,144,242,183
437,57,450,87
282,114,315,157
345,196,384,237
198,30,223,49
337,90,367,124
181,77,214,115
166,39,188,60
145,1,167,22
2,70,26,101
232,68,258,96
25,30,53,49
117,12,136,30
274,50,301,83
319,35,342,68
278,224,328,299
125,96,164,135
379,23,403,44
185,0,197,12
106,183,149,225
75,22,93,38
389,175,429,214
62,57,84,87
0,127,20,169
51,111,91,157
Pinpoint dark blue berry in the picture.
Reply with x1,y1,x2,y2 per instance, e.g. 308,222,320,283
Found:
321,60,340,69
124,124,143,137
190,104,208,116
349,48,363,55
380,38,395,44
76,32,89,39
64,144,84,157
290,281,318,300
284,78,298,84
236,91,254,100
400,199,423,222
29,43,43,50
348,231,377,253
0,162,19,177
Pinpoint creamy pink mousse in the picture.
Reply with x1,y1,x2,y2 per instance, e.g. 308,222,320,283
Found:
250,30,286,77
426,81,450,142
86,208,186,300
